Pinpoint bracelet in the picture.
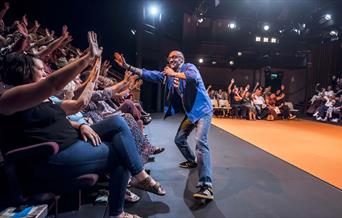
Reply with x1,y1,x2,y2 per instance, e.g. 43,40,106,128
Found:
78,123,88,131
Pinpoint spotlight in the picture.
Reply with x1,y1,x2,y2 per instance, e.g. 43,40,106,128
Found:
263,25,270,31
198,58,204,63
228,22,236,29
279,29,284,33
198,17,204,23
330,30,338,36
293,28,300,34
238,52,242,56
130,29,136,35
229,60,234,66
148,5,160,17
256,36,261,42
263,37,269,42
271,38,277,43
324,14,332,21
212,61,217,65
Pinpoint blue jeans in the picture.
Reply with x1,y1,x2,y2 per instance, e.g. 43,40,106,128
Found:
35,115,144,216
174,113,213,188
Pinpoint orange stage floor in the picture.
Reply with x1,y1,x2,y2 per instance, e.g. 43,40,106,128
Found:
212,118,342,189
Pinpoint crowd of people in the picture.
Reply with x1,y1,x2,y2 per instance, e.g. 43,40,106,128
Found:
208,79,296,121
307,75,342,123
0,3,165,218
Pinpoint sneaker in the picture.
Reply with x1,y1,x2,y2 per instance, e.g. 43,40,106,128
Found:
193,186,214,200
289,114,296,120
331,118,339,123
152,146,165,155
316,117,322,121
322,117,327,122
179,161,197,169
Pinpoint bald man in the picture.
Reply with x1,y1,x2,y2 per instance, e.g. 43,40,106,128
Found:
114,51,214,200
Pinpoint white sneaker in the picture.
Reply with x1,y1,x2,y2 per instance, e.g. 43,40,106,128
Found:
313,112,319,117
331,118,339,123
289,114,296,120
316,117,322,121
322,117,327,121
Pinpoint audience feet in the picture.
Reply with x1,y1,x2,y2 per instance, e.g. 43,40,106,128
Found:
125,189,140,203
152,146,165,155
179,161,198,169
193,185,214,200
130,175,166,196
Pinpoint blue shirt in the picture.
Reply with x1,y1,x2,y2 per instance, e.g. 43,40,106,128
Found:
142,63,212,123
49,96,87,124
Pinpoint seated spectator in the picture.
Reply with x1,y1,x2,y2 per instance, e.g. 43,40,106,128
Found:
0,32,165,218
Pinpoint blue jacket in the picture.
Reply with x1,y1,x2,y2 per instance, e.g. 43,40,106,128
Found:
142,63,212,123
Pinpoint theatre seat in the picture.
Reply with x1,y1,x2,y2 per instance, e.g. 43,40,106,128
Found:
2,142,99,216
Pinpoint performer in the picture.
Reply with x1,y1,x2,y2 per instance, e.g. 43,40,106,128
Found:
114,50,214,200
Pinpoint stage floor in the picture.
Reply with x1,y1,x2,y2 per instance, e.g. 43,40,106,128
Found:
212,117,342,190
60,113,342,218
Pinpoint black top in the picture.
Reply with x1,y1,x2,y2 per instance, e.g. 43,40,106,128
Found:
0,101,79,154
276,91,285,106
230,92,240,105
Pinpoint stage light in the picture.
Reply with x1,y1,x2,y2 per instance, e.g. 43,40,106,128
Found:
256,36,261,42
212,61,217,65
263,25,270,31
238,52,242,56
330,30,338,36
293,28,300,35
279,29,284,33
228,22,236,29
149,5,160,17
271,38,277,43
130,29,136,35
198,17,204,23
324,14,332,21
198,58,204,63
263,37,269,42
229,60,234,66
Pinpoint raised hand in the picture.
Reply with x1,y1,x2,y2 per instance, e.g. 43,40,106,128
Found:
0,20,4,30
45,28,54,41
34,20,40,29
87,31,102,58
16,22,29,38
114,52,127,68
230,78,235,84
4,2,9,10
75,48,83,56
62,25,69,39
100,60,111,76
90,58,101,82
124,70,132,82
22,14,28,26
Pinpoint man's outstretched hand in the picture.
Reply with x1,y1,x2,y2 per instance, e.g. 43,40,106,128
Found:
114,52,127,69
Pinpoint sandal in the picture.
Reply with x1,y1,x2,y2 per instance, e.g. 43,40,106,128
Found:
124,212,142,218
125,189,140,203
130,176,166,196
